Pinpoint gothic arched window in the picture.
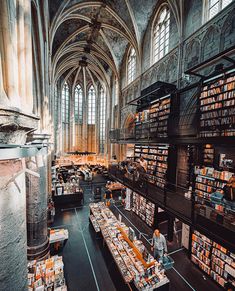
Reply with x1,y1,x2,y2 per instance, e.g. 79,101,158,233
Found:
88,85,96,124
127,47,137,84
74,84,83,123
152,6,170,63
61,82,69,123
99,87,106,153
206,0,232,21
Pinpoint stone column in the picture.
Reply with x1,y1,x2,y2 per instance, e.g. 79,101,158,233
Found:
0,159,28,291
26,152,49,260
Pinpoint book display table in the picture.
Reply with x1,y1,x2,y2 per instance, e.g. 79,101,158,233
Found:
27,255,67,291
54,192,84,207
89,202,170,290
49,229,69,255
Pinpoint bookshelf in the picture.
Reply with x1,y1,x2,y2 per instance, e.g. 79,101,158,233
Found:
135,110,149,139
134,144,169,189
203,144,214,166
199,71,235,138
194,166,233,205
132,192,155,227
191,230,212,275
135,94,171,139
149,95,171,138
191,230,235,288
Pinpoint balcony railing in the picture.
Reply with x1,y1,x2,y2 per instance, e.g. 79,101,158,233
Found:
109,164,235,251
108,164,193,223
109,127,136,142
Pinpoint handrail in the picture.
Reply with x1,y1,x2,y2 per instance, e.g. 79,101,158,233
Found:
117,227,156,269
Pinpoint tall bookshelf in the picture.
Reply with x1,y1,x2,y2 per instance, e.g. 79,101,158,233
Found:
134,144,169,189
191,230,235,289
135,94,171,139
149,95,171,138
132,192,156,227
135,110,149,139
199,70,235,138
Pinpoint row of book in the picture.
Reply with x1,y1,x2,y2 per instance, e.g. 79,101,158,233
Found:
200,91,235,105
132,192,155,227
194,167,233,181
199,73,235,137
191,230,235,288
200,101,235,112
200,116,235,127
134,145,169,189
200,130,235,137
201,75,235,95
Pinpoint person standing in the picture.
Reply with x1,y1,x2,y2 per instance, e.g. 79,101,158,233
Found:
151,229,168,260
139,156,147,172
104,186,113,206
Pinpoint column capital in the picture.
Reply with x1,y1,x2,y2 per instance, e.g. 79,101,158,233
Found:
0,106,39,144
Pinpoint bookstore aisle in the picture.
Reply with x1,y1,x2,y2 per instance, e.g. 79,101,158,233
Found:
51,184,222,291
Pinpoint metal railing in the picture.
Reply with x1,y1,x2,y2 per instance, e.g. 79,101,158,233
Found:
108,164,235,250
108,164,193,223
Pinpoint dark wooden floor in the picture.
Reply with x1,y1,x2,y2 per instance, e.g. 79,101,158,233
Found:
51,174,222,291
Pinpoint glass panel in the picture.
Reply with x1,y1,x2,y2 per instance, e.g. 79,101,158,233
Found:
127,47,137,84
88,85,96,125
153,6,170,63
99,87,106,153
222,0,232,8
74,84,83,123
208,0,232,20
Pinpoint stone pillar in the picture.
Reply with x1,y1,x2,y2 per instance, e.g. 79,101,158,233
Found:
26,152,49,260
25,133,51,260
0,159,28,291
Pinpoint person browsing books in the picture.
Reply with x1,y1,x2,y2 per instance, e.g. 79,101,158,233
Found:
151,229,168,260
139,156,147,172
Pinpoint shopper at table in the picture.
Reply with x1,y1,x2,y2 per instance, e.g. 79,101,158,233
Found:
151,229,168,260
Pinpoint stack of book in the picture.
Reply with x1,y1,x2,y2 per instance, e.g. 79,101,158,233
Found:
49,229,68,244
89,202,169,288
28,256,67,291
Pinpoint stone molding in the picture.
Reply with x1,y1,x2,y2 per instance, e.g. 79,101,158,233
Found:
0,106,39,144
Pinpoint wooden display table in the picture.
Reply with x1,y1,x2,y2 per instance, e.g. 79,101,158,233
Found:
53,192,84,207
89,202,170,291
49,228,69,254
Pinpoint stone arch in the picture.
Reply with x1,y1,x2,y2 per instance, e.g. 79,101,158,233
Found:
158,62,166,82
201,26,220,62
166,54,178,83
221,9,235,51
184,39,200,71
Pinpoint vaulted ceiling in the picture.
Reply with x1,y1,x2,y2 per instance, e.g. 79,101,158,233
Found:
49,0,157,89
49,0,182,90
